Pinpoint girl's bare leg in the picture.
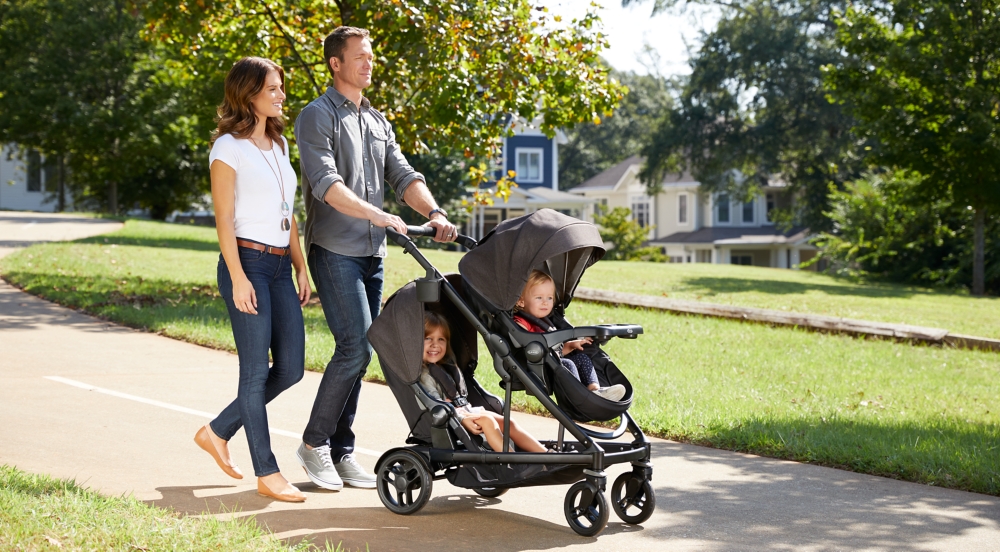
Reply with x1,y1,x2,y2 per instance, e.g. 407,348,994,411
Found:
465,415,504,451
463,414,547,453
506,418,546,453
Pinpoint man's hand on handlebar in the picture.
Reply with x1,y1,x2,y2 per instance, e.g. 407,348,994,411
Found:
370,210,408,235
426,217,458,242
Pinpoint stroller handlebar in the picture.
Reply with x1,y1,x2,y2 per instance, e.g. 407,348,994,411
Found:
386,225,477,249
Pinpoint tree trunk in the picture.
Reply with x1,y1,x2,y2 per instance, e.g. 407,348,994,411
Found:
57,154,65,212
972,206,985,296
109,181,118,214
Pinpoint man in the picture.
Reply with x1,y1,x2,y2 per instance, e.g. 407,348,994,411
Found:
294,26,457,490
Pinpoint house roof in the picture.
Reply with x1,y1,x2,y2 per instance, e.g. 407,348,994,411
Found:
479,185,594,210
570,155,642,191
567,156,697,192
651,226,812,246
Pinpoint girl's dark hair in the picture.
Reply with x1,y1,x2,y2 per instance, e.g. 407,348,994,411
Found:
211,57,286,154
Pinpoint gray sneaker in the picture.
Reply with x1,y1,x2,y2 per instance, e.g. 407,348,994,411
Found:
296,443,343,491
594,384,626,402
334,453,377,488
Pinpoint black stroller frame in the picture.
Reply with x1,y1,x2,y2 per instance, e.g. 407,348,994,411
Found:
367,211,655,537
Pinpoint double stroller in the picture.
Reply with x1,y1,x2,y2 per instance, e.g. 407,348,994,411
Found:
367,209,655,537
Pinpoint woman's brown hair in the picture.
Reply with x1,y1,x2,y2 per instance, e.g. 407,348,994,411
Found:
211,57,286,153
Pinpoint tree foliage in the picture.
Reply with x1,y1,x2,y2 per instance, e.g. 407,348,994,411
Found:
824,0,1000,295
0,0,208,217
814,171,1000,294
557,68,673,190
140,0,626,204
627,0,863,231
592,206,665,262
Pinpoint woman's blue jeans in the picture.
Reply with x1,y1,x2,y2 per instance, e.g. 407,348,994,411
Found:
302,245,383,460
210,245,304,477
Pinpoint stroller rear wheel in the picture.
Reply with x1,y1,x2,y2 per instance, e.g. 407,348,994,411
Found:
473,486,508,498
563,480,609,537
375,449,433,515
610,472,655,524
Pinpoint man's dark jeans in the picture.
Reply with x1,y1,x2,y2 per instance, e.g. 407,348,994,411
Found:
211,246,305,477
303,244,383,459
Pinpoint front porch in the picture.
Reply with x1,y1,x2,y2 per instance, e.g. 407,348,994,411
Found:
462,186,595,241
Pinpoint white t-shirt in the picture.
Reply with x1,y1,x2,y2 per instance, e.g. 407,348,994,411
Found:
209,133,297,248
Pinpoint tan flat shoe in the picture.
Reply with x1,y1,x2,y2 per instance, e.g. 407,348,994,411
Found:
258,475,306,503
194,425,244,480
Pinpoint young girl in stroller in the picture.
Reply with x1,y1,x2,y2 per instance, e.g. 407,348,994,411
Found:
420,312,547,453
514,270,626,402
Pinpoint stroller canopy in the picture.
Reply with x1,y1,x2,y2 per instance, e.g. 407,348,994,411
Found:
459,209,605,312
368,274,479,385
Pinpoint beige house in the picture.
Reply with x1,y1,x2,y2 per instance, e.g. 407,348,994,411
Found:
567,156,818,269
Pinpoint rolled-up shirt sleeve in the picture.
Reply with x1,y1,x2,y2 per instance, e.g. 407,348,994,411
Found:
295,105,345,203
383,125,424,206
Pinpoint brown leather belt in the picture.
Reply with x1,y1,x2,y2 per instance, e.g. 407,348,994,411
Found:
236,239,290,257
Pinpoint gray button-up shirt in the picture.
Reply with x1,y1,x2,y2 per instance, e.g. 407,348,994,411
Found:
296,86,424,257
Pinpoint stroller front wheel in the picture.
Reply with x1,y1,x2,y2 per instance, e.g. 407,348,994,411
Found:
563,480,609,537
375,448,433,515
610,472,655,524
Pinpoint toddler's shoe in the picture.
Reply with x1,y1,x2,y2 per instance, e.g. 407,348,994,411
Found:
593,384,626,402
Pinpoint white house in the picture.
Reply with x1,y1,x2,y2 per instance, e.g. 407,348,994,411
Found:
567,156,818,269
0,144,61,212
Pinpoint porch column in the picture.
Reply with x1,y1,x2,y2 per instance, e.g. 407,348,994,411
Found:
777,248,789,269
790,248,801,270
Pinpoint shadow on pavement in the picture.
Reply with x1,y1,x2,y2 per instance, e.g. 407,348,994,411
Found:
645,441,1000,550
147,486,604,551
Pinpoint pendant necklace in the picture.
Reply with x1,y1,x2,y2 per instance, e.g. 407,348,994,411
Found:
254,136,291,231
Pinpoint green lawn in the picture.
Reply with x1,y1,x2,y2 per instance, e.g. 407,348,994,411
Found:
583,261,1000,339
2,220,998,495
0,465,332,551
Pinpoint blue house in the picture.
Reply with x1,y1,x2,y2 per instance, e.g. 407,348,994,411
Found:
464,127,593,239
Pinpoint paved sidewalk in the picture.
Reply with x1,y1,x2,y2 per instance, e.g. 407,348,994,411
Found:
0,211,122,257
1,214,998,551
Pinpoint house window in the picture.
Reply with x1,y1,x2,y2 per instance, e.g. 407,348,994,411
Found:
716,193,730,224
515,148,543,183
766,193,776,222
678,193,689,224
696,250,713,263
732,254,753,266
742,199,754,224
27,150,42,192
631,195,650,228
483,212,501,235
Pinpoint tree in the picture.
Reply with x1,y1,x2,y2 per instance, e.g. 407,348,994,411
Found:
814,171,999,293
823,1,1000,296
140,0,626,206
0,0,208,216
558,68,674,190
625,0,863,231
592,206,665,261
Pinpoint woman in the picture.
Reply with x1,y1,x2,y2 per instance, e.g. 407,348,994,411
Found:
194,57,309,502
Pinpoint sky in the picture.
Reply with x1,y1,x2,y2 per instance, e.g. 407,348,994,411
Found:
544,0,721,76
